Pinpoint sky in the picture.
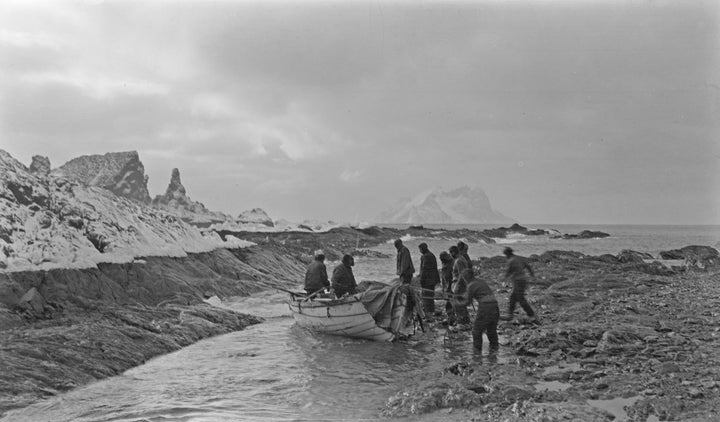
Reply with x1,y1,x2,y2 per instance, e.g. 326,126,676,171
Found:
1,0,719,225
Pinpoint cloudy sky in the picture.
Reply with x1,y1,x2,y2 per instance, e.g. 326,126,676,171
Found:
1,0,718,225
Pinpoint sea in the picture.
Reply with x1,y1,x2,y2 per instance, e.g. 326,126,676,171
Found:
3,225,719,422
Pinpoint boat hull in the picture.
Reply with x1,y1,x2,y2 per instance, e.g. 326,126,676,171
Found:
288,294,409,342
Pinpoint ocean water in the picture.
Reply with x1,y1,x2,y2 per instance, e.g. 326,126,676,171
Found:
380,224,720,258
2,225,717,422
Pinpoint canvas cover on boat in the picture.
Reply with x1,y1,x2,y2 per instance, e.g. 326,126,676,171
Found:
359,280,425,330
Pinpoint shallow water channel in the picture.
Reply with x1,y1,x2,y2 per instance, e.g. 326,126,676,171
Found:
3,284,511,422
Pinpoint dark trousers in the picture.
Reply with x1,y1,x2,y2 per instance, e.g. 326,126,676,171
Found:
454,303,470,324
400,273,413,284
420,280,436,314
473,302,500,352
508,281,535,317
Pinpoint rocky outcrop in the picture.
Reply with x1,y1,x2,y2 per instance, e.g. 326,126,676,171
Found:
28,155,50,176
237,208,274,227
617,249,654,263
484,223,551,238
659,245,720,270
52,151,151,203
151,168,229,226
0,150,240,273
553,230,611,240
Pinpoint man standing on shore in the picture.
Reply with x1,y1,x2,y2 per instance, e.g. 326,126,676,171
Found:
449,245,471,329
331,254,358,298
394,239,415,284
417,242,440,317
503,247,538,322
304,250,329,295
457,241,472,266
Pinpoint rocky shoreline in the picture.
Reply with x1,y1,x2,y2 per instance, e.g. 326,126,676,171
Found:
382,247,720,421
2,224,719,420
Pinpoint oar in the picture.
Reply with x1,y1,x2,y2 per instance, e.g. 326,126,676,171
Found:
275,287,307,299
301,287,330,302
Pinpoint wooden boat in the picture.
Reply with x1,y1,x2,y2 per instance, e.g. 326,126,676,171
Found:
287,284,419,342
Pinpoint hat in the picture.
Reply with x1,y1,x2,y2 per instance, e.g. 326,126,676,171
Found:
503,247,513,256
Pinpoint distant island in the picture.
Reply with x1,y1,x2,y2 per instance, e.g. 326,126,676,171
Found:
374,186,514,225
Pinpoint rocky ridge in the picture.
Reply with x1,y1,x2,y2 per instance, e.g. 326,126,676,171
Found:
52,151,152,203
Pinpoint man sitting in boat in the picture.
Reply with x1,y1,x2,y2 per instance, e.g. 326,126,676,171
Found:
331,254,358,298
304,249,330,295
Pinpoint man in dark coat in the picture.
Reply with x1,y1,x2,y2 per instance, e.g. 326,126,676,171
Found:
453,268,500,353
304,250,330,295
503,247,537,321
457,241,472,267
331,254,358,298
417,242,440,316
394,239,415,284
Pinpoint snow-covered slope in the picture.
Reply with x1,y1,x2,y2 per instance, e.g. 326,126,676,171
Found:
375,186,514,224
0,150,251,272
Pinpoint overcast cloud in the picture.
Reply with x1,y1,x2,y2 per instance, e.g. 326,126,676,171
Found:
1,0,718,224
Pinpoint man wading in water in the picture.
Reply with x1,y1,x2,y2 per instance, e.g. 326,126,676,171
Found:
417,242,440,321
453,268,500,354
502,247,539,323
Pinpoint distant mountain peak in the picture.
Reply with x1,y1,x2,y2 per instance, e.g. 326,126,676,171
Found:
375,186,513,225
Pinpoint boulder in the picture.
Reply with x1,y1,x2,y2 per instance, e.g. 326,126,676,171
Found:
28,155,50,176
